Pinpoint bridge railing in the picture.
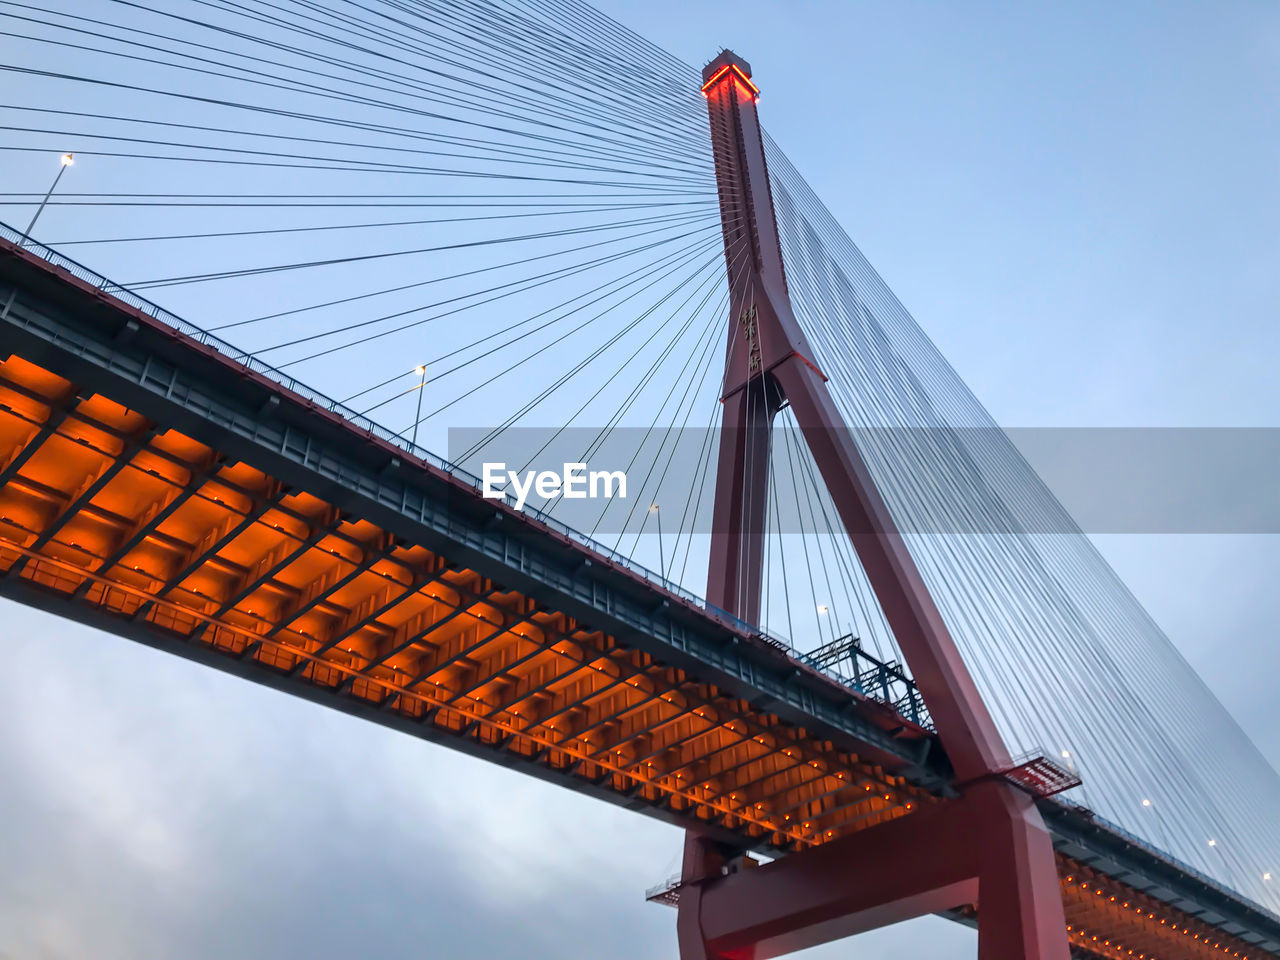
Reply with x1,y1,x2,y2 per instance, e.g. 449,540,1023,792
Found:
0,220,931,729
1053,799,1280,923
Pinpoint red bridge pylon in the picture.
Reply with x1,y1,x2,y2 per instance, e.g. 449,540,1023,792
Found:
678,51,1071,960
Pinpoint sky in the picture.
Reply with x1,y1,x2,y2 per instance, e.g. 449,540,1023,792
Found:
1,2,1278,958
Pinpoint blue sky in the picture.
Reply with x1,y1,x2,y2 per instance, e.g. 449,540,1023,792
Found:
1,2,1277,957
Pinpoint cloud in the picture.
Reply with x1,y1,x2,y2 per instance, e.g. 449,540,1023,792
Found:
0,600,976,959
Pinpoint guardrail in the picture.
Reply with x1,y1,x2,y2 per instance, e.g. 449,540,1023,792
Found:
0,218,931,729
1066,804,1280,924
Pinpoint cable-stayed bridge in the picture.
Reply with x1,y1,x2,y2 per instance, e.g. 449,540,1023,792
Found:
0,2,1276,958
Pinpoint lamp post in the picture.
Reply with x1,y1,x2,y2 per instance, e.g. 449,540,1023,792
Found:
23,153,74,243
410,364,426,448
649,504,664,580
1140,797,1176,857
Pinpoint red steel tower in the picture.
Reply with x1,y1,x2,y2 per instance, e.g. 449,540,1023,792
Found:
679,51,1071,960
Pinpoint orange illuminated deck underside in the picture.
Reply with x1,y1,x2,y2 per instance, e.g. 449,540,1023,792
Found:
0,350,927,851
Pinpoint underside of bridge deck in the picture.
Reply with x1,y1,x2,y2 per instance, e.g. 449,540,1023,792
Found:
0,235,1276,960
0,345,937,855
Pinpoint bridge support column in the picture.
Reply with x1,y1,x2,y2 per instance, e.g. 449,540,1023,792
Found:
682,49,1070,960
972,782,1072,960
676,832,732,960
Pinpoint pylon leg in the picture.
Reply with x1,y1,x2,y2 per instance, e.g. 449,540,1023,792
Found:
706,383,776,626
677,830,729,960
691,48,1071,960
973,783,1071,960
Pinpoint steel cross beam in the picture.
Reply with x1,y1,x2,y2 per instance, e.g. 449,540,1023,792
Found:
208,505,345,619
240,534,397,659
0,401,72,486
680,51,1070,960
130,481,290,622
73,451,227,599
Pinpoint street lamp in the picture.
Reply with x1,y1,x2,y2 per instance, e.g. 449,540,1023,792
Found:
649,503,664,580
1059,750,1078,778
815,603,836,645
1139,797,1176,856
22,152,74,243
410,364,426,448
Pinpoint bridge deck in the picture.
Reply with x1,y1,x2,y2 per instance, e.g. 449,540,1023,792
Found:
1,228,1276,960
